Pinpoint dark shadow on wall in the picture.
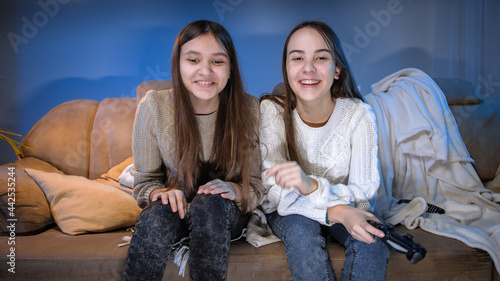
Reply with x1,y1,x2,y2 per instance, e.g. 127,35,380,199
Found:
363,46,491,99
0,0,19,165
362,47,436,93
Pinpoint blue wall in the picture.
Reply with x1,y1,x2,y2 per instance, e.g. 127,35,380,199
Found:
1,0,499,164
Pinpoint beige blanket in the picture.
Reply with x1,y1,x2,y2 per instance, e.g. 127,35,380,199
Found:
366,68,500,273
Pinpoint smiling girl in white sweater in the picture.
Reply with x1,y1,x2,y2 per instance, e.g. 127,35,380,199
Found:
259,21,390,281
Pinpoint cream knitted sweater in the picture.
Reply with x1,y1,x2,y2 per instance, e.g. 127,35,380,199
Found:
259,98,380,225
132,89,263,212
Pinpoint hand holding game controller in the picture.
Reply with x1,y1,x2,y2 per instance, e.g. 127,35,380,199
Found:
369,221,427,264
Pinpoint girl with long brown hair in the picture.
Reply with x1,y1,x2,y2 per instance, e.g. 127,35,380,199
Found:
259,21,390,280
123,20,263,281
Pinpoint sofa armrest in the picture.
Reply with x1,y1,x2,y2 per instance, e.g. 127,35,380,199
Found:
450,97,500,182
0,157,63,235
485,165,500,194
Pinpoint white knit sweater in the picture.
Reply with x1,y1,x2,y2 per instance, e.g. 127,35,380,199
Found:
259,98,380,225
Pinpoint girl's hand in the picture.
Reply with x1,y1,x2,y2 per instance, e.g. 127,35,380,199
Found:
327,205,385,244
266,161,318,195
150,188,188,219
198,179,243,202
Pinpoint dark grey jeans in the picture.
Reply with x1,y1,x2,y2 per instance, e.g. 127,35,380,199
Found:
123,194,248,281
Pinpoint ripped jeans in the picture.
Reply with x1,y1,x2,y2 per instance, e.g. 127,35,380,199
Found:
123,194,248,281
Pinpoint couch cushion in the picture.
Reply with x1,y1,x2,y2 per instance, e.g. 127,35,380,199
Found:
24,168,141,235
100,156,134,183
0,157,62,235
136,80,172,103
433,78,484,106
0,228,132,281
88,97,136,180
21,99,99,177
0,226,493,281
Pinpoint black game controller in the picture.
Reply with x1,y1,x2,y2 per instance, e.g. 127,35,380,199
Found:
369,221,427,264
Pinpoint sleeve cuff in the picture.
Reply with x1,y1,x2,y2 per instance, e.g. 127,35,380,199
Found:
304,175,325,205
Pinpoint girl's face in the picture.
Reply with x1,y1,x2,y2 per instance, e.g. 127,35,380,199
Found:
180,33,230,114
286,27,340,105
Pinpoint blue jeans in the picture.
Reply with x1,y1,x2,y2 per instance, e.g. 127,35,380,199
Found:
267,211,390,281
123,194,248,281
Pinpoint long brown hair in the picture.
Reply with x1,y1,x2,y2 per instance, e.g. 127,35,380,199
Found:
169,20,255,212
262,21,364,166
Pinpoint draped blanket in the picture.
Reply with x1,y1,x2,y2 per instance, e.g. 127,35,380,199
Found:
366,68,500,273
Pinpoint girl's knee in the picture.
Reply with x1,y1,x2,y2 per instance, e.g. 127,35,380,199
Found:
190,193,228,216
279,216,323,247
350,237,391,260
138,200,179,225
188,194,233,237
283,215,321,235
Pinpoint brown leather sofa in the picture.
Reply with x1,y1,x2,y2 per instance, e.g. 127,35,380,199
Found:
1,79,499,281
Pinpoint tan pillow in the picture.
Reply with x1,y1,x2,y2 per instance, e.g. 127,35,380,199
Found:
0,157,62,235
100,156,134,182
25,168,142,235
